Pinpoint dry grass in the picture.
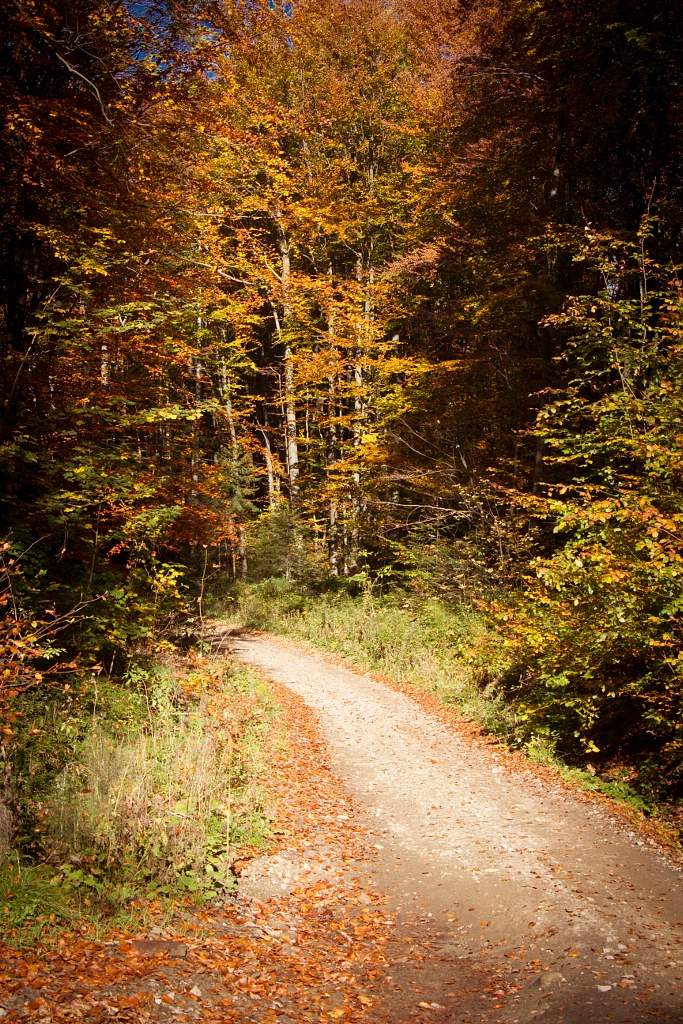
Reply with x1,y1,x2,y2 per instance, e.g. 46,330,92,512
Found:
45,656,277,895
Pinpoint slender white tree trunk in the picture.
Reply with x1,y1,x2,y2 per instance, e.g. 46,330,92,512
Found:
260,428,276,511
219,360,247,579
277,227,300,505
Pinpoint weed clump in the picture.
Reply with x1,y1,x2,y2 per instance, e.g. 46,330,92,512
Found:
0,859,70,939
44,659,276,902
0,654,279,943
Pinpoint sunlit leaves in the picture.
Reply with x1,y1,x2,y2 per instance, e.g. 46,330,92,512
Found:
499,231,683,784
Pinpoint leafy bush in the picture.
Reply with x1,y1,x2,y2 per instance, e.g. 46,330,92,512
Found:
495,226,683,796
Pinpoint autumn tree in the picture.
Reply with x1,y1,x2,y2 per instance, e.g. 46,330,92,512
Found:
0,0,251,670
173,0,438,576
3,0,683,793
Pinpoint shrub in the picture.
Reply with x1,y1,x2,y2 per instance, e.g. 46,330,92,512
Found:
494,227,683,796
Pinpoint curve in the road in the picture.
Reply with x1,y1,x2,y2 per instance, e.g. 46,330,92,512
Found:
229,632,683,1023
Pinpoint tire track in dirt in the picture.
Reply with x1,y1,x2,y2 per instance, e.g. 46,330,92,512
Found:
230,631,683,1024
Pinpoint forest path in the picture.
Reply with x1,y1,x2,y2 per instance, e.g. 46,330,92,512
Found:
229,631,683,1024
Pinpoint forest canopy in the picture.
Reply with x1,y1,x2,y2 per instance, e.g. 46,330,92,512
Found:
2,0,683,806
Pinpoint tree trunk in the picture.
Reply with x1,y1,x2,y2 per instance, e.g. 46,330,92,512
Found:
190,325,202,504
349,256,372,568
532,437,546,495
327,308,340,575
0,755,16,857
220,360,247,579
237,524,247,579
261,428,276,510
274,215,300,506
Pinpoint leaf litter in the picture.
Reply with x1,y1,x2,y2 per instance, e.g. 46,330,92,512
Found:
6,648,677,1024
0,672,495,1024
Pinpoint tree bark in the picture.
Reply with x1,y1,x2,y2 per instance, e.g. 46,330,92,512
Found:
274,214,300,505
219,361,247,579
0,755,16,857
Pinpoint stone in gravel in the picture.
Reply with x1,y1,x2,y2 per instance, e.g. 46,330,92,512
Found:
528,971,566,991
131,939,187,957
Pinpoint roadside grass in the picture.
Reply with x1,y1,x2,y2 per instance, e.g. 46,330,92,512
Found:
522,735,651,813
0,858,71,941
220,581,668,828
2,654,280,944
224,580,516,740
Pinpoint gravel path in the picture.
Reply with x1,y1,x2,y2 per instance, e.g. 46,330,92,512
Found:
230,632,683,1023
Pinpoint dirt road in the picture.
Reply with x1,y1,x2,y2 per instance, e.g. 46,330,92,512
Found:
231,633,683,1024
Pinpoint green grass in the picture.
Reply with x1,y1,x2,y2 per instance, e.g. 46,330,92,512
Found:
0,858,71,942
523,734,651,812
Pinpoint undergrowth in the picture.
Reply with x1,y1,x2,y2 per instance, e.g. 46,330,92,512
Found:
0,858,71,941
1,654,279,943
